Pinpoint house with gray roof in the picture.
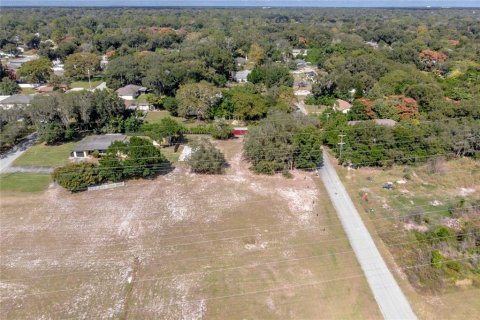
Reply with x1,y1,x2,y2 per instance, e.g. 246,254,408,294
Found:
0,94,34,110
115,85,147,100
348,119,397,127
233,70,251,83
71,134,128,159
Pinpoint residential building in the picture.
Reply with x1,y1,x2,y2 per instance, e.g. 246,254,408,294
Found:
0,94,34,110
71,134,128,159
334,99,352,113
116,84,147,100
233,70,251,83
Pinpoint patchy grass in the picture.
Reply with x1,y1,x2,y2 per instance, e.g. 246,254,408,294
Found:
0,173,51,192
20,87,36,94
70,80,103,89
13,142,76,167
334,153,480,318
135,93,149,102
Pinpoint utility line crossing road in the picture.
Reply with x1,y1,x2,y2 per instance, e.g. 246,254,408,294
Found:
319,150,416,319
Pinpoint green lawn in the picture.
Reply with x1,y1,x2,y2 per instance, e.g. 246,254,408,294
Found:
13,142,75,167
145,110,204,128
70,80,103,89
20,87,36,94
0,173,51,193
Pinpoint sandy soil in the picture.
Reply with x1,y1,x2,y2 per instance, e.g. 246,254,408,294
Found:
0,137,379,319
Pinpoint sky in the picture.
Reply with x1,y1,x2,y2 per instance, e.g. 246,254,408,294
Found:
2,0,480,7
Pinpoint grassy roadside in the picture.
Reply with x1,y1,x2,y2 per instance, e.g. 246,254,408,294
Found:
0,173,51,193
13,142,75,168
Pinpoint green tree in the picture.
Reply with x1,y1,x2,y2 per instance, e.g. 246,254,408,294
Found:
142,117,185,145
176,81,221,120
64,52,101,80
293,126,324,170
99,137,169,181
0,77,20,95
187,139,226,174
53,162,101,191
248,43,265,66
17,58,52,83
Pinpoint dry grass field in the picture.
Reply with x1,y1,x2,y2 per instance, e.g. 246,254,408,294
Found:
334,155,480,319
0,138,379,319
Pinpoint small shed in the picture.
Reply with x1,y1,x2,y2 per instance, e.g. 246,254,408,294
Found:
71,134,128,159
232,127,248,136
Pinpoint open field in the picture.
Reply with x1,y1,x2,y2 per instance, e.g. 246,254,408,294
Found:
334,154,480,319
0,138,379,319
145,110,206,128
0,173,51,193
70,80,103,89
12,142,76,168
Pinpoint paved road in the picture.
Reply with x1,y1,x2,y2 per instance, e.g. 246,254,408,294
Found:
294,101,308,115
2,166,53,174
319,150,416,319
0,133,37,173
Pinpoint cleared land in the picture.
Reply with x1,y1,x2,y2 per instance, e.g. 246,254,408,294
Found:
70,80,103,89
12,142,76,168
334,155,480,319
0,138,379,319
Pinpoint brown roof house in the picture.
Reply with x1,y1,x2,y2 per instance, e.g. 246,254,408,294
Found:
334,99,352,113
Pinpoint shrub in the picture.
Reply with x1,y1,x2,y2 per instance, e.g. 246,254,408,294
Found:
53,162,101,191
253,161,283,174
187,139,226,174
210,121,233,140
445,260,462,272
431,250,444,269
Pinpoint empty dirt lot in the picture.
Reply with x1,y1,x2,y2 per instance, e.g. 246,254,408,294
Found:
1,138,380,319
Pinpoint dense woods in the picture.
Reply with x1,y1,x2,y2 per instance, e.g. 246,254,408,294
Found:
0,7,479,164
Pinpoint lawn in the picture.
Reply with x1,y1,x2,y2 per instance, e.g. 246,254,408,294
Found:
0,173,51,193
70,80,103,89
13,142,76,167
144,110,204,128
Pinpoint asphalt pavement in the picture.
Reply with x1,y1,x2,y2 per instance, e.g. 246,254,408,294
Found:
0,133,38,173
319,150,416,320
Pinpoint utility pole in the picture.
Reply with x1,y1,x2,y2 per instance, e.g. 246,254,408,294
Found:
87,68,92,91
338,134,346,159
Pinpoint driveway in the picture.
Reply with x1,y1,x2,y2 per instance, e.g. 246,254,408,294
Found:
294,101,308,115
319,150,416,319
0,133,38,173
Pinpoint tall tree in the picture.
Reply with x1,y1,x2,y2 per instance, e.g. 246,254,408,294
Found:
176,81,221,120
17,58,52,83
64,52,101,80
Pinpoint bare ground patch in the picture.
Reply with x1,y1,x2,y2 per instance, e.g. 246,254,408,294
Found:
1,138,379,319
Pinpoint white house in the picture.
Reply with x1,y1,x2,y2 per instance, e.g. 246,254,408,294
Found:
116,85,147,100
233,70,251,83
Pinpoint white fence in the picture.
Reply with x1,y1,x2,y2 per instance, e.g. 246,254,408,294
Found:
87,182,125,191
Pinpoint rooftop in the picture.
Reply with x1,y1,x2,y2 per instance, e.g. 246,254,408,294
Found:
116,84,146,96
0,94,34,105
74,134,128,152
335,99,352,112
348,119,397,127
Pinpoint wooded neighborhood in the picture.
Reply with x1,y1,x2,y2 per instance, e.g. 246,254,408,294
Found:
0,5,479,319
